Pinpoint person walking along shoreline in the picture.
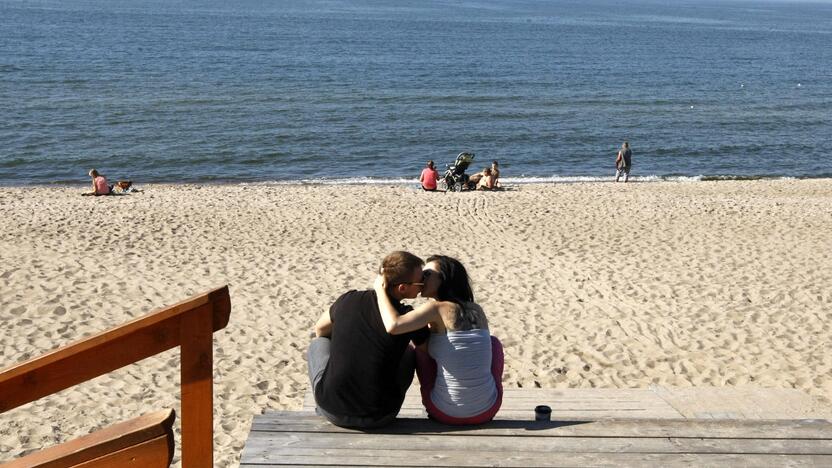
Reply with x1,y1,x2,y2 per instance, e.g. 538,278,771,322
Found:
615,141,632,183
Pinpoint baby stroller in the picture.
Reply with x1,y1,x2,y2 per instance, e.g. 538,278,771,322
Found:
442,152,475,192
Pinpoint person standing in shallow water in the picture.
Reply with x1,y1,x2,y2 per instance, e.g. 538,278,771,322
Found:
615,141,632,183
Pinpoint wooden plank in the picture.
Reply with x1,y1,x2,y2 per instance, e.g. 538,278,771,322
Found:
250,412,832,439
180,307,215,468
302,388,682,409
241,432,831,455
650,385,832,420
0,286,230,412
240,451,832,467
302,387,683,420
241,409,832,467
302,404,679,421
73,436,173,467
3,409,175,468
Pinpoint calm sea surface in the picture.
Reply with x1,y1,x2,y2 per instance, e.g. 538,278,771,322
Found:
1,0,831,185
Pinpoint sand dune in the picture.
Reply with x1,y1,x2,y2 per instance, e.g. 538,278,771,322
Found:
1,180,831,466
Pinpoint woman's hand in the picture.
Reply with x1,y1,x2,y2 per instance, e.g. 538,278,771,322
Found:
374,274,387,292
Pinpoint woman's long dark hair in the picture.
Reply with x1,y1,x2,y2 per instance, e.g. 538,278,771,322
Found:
426,255,474,305
427,255,486,330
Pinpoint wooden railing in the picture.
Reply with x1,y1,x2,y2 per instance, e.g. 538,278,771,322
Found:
0,286,231,467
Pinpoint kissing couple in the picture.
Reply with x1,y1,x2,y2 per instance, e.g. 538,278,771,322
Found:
307,251,504,428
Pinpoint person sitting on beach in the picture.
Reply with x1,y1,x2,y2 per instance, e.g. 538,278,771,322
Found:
374,255,503,425
615,141,632,183
476,167,495,190
87,169,111,195
308,251,430,428
467,167,491,189
419,160,439,191
490,160,501,188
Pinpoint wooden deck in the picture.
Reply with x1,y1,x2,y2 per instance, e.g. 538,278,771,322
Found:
241,387,832,467
301,385,831,420
301,387,684,419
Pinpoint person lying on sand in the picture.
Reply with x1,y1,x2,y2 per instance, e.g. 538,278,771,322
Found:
476,167,495,190
467,168,485,189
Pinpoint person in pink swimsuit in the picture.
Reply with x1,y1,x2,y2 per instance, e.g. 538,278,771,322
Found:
419,160,439,191
88,169,111,195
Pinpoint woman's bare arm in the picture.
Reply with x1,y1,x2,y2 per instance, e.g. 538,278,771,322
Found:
374,275,441,334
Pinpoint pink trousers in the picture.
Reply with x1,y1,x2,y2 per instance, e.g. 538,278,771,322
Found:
415,335,504,425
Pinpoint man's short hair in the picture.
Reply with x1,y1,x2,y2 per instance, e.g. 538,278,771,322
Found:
381,251,424,285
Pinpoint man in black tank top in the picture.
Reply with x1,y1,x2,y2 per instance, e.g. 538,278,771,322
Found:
615,141,632,183
307,251,430,428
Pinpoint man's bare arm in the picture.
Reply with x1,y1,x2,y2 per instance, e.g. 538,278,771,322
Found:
314,310,333,337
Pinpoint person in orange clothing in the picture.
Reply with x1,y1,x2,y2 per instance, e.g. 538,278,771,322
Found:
419,160,439,191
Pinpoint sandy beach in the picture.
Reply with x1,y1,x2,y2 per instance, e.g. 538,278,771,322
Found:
1,179,831,466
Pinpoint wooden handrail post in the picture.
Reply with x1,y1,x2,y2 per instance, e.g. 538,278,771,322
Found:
0,286,230,467
180,304,215,468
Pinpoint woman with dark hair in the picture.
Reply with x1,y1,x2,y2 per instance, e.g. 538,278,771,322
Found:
374,255,503,425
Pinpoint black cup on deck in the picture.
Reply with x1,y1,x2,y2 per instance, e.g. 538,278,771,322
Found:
534,405,551,421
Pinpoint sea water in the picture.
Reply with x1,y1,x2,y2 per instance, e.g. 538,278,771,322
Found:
1,0,831,185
